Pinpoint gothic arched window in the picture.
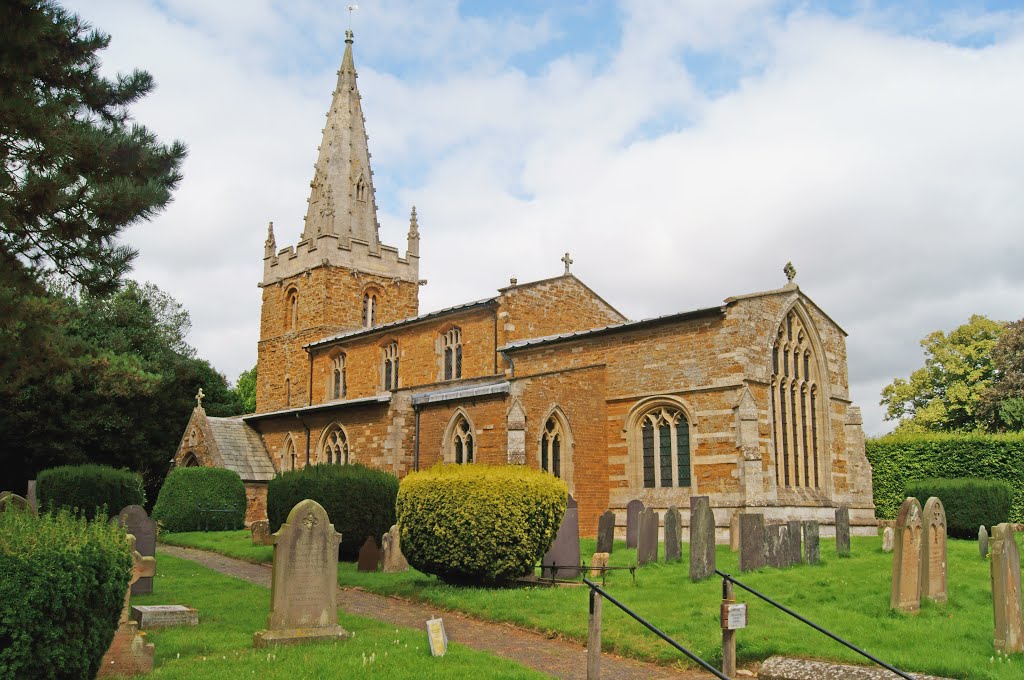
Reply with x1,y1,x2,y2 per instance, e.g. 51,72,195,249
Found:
285,289,298,331
541,416,563,478
282,438,297,471
770,307,823,489
442,327,462,381
362,292,377,328
321,424,349,465
634,405,691,488
382,341,399,391
182,453,200,467
330,354,346,400
451,416,474,464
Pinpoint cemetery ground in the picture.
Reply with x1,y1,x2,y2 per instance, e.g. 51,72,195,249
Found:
162,529,1024,679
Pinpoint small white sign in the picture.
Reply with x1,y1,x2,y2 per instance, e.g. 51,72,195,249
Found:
724,603,747,630
426,617,448,657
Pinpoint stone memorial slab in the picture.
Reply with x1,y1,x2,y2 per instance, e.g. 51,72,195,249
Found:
787,520,803,564
739,513,766,572
543,495,581,578
991,523,1024,653
596,510,615,554
382,524,410,573
253,499,349,647
729,510,740,552
664,506,682,562
979,525,989,559
766,524,790,568
689,497,715,580
803,521,820,565
637,508,659,566
358,536,382,573
835,505,851,557
131,605,199,629
251,520,273,546
116,505,156,595
98,535,156,677
26,480,37,514
882,527,894,553
890,497,922,613
426,617,448,657
590,552,609,578
0,493,31,514
920,497,948,603
626,499,644,549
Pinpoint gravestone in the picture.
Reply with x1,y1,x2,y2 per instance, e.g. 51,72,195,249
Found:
739,513,766,572
787,520,803,564
664,506,682,562
26,480,37,514
590,552,609,578
637,508,659,566
131,605,199,629
920,497,948,603
991,523,1024,653
803,521,820,565
98,535,156,677
115,505,156,595
766,524,790,568
382,524,410,573
835,505,851,557
729,510,740,552
882,527,894,553
251,520,273,546
689,497,715,580
626,500,644,549
358,536,382,573
543,495,581,578
0,493,31,514
890,497,923,613
253,499,349,647
596,510,615,554
979,525,989,559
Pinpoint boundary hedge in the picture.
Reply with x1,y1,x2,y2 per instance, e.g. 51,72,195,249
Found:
153,467,247,532
37,464,145,520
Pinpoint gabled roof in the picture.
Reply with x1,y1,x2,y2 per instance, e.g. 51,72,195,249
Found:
205,417,277,482
724,283,847,336
498,273,627,322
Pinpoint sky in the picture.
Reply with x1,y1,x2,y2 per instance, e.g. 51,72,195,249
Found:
65,0,1024,436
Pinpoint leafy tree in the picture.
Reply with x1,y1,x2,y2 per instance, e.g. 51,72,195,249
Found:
980,319,1024,431
231,365,257,414
881,315,1006,432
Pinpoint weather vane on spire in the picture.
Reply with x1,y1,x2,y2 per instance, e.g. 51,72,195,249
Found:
347,4,358,32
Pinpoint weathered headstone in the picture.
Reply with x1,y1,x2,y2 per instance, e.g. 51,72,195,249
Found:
890,497,923,613
26,480,37,514
253,499,349,647
689,497,715,580
251,520,273,546
0,493,30,514
979,525,989,559
131,605,199,629
115,505,156,595
382,524,410,573
637,508,659,566
920,497,948,603
766,524,790,568
543,495,581,578
739,513,766,572
596,510,616,554
729,510,740,552
803,521,820,565
882,527,894,553
590,552,609,578
835,505,851,557
664,506,682,562
787,520,803,564
626,499,644,549
991,523,1024,653
358,536,382,573
98,535,156,677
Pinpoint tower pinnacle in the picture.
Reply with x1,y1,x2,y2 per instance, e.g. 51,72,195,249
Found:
407,206,420,257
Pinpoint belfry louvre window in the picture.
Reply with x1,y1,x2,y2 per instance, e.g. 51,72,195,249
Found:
322,425,349,465
452,417,474,464
331,354,346,400
286,289,298,331
541,417,563,478
771,309,822,489
442,327,462,380
362,292,377,328
382,341,399,391
639,407,691,488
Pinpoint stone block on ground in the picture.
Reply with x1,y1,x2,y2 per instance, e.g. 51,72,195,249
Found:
382,524,410,573
590,552,609,578
739,513,766,572
882,527,894,553
596,510,615,554
251,520,273,546
664,506,682,562
626,499,644,549
131,605,199,629
787,520,802,564
835,505,851,557
803,521,820,565
688,497,715,580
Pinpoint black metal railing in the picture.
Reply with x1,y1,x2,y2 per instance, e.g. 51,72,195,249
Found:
533,561,637,586
715,570,913,679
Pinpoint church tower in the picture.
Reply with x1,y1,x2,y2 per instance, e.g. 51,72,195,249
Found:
256,31,420,413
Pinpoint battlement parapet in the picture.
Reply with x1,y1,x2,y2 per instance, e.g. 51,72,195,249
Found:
262,233,418,286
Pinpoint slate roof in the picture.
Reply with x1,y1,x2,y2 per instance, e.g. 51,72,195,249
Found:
411,380,510,406
206,417,276,482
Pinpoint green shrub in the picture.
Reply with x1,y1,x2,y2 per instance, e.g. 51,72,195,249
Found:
397,464,567,585
36,464,145,520
0,509,132,680
905,478,1013,539
267,464,399,560
866,432,1024,521
153,467,246,532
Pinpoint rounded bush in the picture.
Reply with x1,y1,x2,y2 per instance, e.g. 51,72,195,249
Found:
153,466,247,532
37,464,145,520
906,477,1013,539
267,463,399,560
0,509,132,679
397,464,567,585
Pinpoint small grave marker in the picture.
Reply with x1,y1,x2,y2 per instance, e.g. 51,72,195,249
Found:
979,525,989,558
596,510,615,554
543,495,581,578
426,617,448,657
664,506,682,563
787,520,803,564
382,524,410,573
920,497,948,603
991,523,1024,653
251,520,273,546
835,505,851,557
803,521,820,565
882,527,894,553
131,605,198,629
590,552,609,578
689,497,715,580
729,510,740,552
358,536,382,573
739,513,766,572
890,497,923,613
115,505,156,595
626,500,644,549
637,508,659,566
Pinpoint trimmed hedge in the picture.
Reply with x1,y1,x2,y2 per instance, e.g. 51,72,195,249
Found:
153,467,247,532
0,510,132,679
396,464,567,585
37,464,145,520
267,464,399,560
866,432,1024,521
906,478,1013,539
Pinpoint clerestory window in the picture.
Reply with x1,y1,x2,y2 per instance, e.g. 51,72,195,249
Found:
330,354,346,401
442,327,463,381
362,292,377,328
382,341,399,391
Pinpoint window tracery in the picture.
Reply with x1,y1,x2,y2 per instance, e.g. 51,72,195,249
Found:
330,354,346,400
362,292,377,327
442,327,462,381
450,415,474,464
321,424,349,465
635,405,691,488
770,308,823,489
382,341,399,391
541,416,563,478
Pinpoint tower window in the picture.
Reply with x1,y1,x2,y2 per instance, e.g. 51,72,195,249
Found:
285,289,298,331
382,341,399,391
362,292,377,328
442,327,462,381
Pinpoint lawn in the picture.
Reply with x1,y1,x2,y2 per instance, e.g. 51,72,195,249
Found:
127,553,548,679
161,529,1024,679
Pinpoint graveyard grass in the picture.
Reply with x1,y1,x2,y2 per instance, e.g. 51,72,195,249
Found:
163,530,1024,679
128,553,547,679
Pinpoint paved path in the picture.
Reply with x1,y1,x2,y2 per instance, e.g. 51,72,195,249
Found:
161,544,717,680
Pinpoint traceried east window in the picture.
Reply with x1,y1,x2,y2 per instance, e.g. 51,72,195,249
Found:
442,327,462,381
638,406,691,488
362,292,377,328
321,424,349,465
382,341,399,391
451,416,474,464
541,416,563,478
330,354,346,400
770,308,823,490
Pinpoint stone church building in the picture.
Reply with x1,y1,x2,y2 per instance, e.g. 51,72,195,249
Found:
173,33,875,539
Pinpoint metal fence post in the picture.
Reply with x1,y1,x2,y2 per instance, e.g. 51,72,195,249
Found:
722,576,736,678
588,588,602,679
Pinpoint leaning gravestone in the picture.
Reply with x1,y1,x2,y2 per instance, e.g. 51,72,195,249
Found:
835,505,851,557
730,510,740,552
979,525,989,559
803,521,820,565
739,513,767,572
890,497,923,613
920,497,948,603
882,527,894,553
98,535,156,677
787,520,803,564
637,508,659,566
766,524,790,568
991,523,1024,653
664,506,682,562
689,497,715,580
596,510,615,554
358,536,382,573
543,495,581,578
115,505,156,595
251,520,273,546
253,499,349,647
382,524,410,573
626,500,644,549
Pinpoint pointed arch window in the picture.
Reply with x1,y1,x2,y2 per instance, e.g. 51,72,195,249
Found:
541,417,563,478
321,424,349,465
451,416,474,464
182,453,199,468
635,405,691,488
382,341,399,391
362,292,377,328
330,354,346,401
282,438,297,471
355,175,367,202
285,377,291,407
285,289,298,331
770,308,823,490
442,327,462,381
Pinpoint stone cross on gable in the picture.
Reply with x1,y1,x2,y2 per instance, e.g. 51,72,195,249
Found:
121,534,157,623
195,388,204,408
562,252,573,275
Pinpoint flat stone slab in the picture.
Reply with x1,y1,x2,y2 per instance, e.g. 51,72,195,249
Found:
253,624,350,648
131,604,198,629
759,656,952,680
